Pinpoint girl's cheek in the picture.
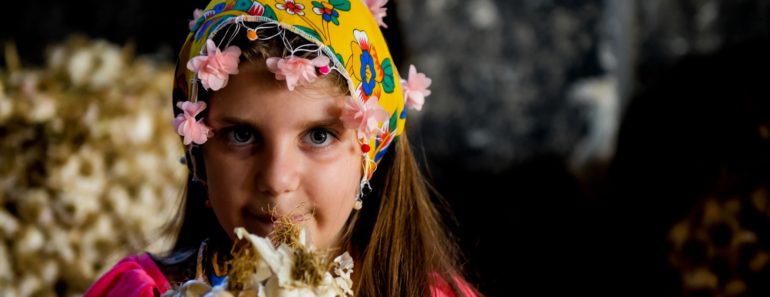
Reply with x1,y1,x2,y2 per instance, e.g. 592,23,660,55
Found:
207,137,253,160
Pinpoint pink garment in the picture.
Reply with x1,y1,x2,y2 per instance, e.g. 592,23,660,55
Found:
84,253,475,297
84,253,170,297
430,273,479,297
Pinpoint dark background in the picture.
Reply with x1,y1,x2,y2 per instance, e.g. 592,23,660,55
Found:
4,0,770,296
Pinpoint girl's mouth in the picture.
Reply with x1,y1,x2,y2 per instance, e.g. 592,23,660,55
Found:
240,209,312,240
249,211,277,224
242,210,276,235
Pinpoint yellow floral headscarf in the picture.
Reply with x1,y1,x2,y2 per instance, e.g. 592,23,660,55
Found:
173,0,429,185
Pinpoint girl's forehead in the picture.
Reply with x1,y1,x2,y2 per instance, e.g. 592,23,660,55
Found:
208,63,345,122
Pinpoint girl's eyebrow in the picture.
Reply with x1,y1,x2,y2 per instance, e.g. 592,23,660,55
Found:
217,116,258,128
299,118,344,129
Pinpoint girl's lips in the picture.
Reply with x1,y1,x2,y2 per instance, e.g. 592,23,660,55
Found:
291,213,309,222
240,211,311,238
245,207,311,227
242,211,276,236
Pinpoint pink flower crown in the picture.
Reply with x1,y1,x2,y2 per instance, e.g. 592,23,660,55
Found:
173,16,431,150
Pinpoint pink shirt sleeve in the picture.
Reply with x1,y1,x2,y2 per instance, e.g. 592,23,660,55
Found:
430,273,478,297
84,253,171,297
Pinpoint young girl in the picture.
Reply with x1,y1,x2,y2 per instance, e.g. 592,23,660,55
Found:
85,0,479,296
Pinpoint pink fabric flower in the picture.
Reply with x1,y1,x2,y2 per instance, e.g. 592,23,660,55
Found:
401,64,432,111
363,0,388,28
266,55,330,91
172,101,212,145
187,39,242,91
188,9,203,30
341,96,389,140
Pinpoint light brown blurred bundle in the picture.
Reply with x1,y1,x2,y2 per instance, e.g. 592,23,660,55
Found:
669,186,770,296
0,37,186,296
164,225,354,297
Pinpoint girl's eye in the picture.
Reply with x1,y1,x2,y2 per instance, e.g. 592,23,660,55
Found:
304,128,335,147
227,127,256,145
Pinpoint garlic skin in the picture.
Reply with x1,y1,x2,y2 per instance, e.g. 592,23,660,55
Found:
0,37,186,296
164,228,353,297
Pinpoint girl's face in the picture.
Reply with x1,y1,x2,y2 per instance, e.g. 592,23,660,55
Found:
202,60,360,250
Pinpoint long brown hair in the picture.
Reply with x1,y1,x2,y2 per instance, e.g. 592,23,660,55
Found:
340,134,478,297
160,27,478,296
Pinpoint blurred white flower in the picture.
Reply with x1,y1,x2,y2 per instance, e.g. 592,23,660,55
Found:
0,243,12,282
206,284,236,297
332,254,353,296
0,209,20,238
68,47,95,86
15,226,45,253
18,273,42,297
89,43,124,88
128,112,155,144
40,260,59,286
167,228,353,297
332,253,353,278
27,94,57,122
0,94,12,122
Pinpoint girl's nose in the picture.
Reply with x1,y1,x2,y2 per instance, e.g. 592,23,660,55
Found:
256,142,301,197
